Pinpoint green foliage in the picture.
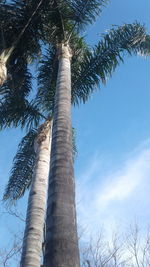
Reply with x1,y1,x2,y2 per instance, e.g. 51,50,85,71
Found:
0,3,17,51
36,36,93,107
1,57,32,98
36,46,57,114
72,23,148,104
3,123,77,203
0,0,41,69
102,23,146,54
3,130,37,203
2,2,150,205
139,35,150,55
37,22,150,106
34,23,150,108
0,99,42,130
38,0,108,44
0,59,43,130
65,0,108,31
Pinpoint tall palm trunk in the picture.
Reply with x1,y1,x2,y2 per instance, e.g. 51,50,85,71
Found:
20,120,52,267
44,44,80,267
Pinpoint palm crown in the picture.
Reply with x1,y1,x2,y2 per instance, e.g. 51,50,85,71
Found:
2,18,150,204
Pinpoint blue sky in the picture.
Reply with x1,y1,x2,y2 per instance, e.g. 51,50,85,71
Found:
1,0,150,264
73,0,150,234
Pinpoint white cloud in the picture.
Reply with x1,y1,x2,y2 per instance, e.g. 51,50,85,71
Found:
76,140,150,237
98,149,150,206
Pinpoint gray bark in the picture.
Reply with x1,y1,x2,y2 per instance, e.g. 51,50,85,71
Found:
44,44,80,267
20,120,52,267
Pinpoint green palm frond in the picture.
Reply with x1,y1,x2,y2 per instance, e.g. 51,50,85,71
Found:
139,35,150,56
35,46,57,114
1,57,32,98
39,0,108,43
36,23,148,106
10,0,42,60
3,123,77,203
0,3,17,51
102,23,146,54
36,36,91,107
72,23,147,104
0,58,43,129
0,0,41,72
3,130,37,203
66,0,108,33
0,98,43,130
36,0,68,43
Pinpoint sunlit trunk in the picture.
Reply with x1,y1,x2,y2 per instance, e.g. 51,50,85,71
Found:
20,120,52,267
0,59,7,85
44,44,80,267
0,47,14,86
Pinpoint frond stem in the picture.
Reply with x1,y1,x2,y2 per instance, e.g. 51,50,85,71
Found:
67,0,90,43
54,0,66,41
38,112,47,120
13,0,44,47
4,0,44,62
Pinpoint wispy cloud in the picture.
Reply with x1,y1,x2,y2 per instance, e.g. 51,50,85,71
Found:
76,139,150,236
98,149,150,205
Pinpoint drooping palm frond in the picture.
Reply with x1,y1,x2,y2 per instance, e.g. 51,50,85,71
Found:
9,0,43,60
139,35,150,56
3,130,37,203
66,0,108,35
3,123,77,204
32,0,69,44
0,57,32,98
36,23,148,106
36,36,91,107
72,23,148,104
38,0,108,44
0,3,17,51
101,23,146,54
19,101,45,130
35,46,57,114
0,57,43,130
0,97,44,131
0,0,42,85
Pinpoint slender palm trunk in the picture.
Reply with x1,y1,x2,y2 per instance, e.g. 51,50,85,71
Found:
20,120,52,267
44,44,80,267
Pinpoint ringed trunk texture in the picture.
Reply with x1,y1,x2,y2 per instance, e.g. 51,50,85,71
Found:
44,44,80,267
20,120,52,267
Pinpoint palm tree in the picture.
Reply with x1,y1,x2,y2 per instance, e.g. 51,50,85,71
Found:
3,115,77,267
1,70,53,266
2,1,150,266
20,120,52,267
2,104,76,267
3,26,150,267
39,4,150,266
2,109,53,267
2,45,79,267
